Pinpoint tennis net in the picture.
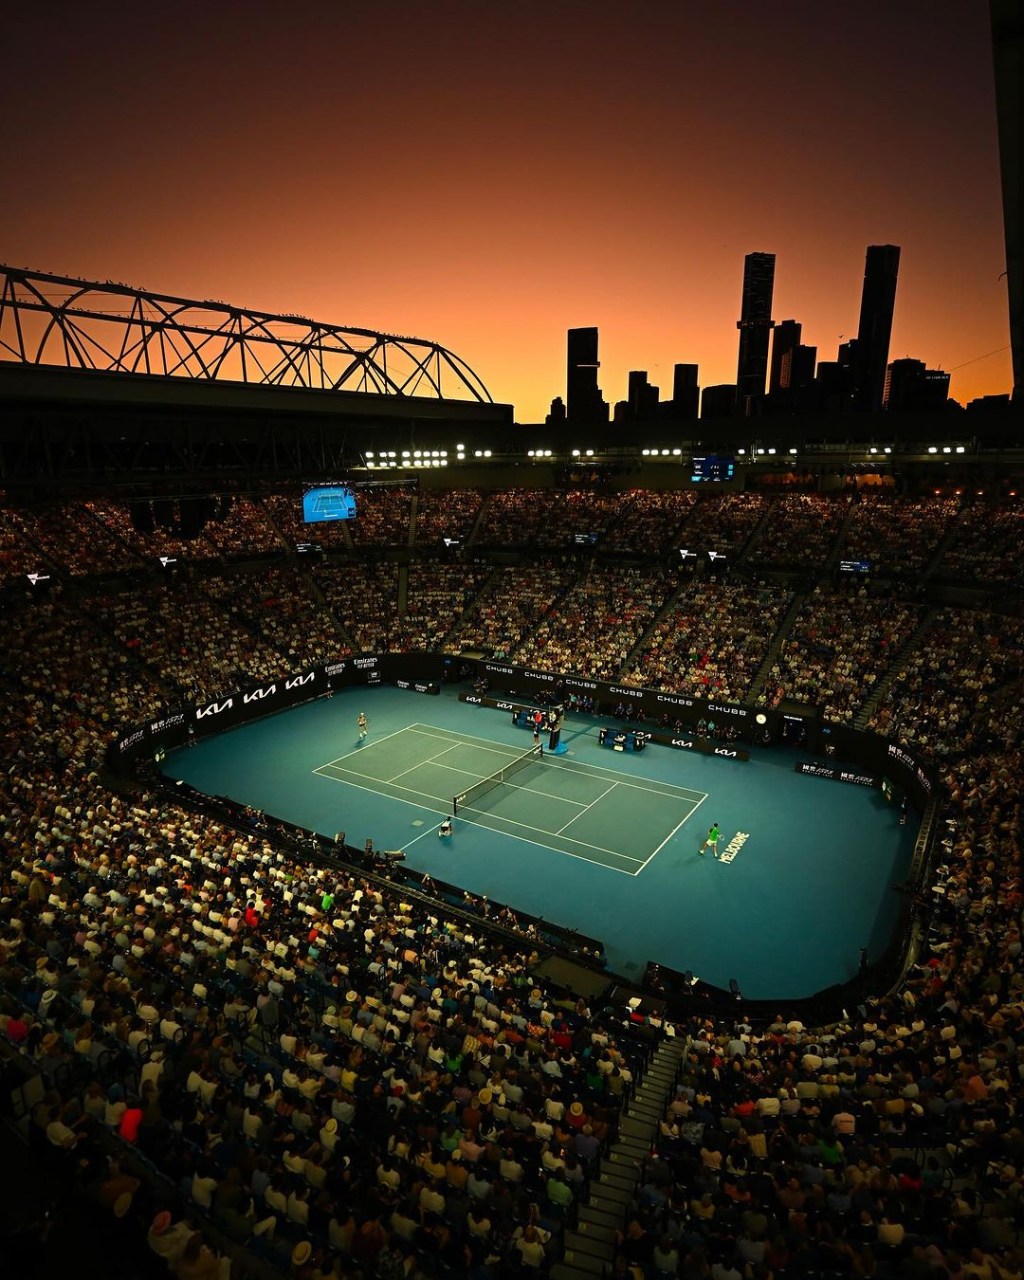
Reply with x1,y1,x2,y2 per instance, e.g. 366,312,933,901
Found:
453,743,543,815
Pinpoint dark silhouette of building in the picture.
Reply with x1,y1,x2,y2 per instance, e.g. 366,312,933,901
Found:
566,327,608,425
854,244,901,412
546,396,566,425
702,383,738,419
770,319,802,396
990,1,1022,401
736,251,776,413
670,363,700,419
626,370,660,422
782,344,817,394
884,358,951,411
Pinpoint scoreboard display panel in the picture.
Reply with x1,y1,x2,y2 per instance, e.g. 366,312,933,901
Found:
690,455,735,482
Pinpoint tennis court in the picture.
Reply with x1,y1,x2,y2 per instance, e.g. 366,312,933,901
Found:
313,723,707,875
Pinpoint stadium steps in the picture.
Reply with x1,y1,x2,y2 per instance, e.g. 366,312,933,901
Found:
407,492,418,547
921,519,959,581
735,500,773,564
746,589,807,703
563,1037,687,1276
465,492,492,548
855,606,940,730
397,565,409,616
441,567,502,653
823,496,860,569
615,581,686,681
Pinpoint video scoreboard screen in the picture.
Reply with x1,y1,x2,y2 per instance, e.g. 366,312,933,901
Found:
302,486,356,524
690,454,735,483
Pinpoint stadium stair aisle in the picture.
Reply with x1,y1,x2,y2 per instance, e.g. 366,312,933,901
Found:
407,491,418,546
463,494,489,548
921,513,962,580
825,498,858,569
555,1036,687,1280
735,501,773,564
747,589,807,702
855,606,939,729
616,582,685,680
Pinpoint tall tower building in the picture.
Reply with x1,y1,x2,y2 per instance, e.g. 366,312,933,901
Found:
736,252,777,412
854,244,901,412
990,1,1022,401
566,327,608,425
770,320,802,395
671,363,700,419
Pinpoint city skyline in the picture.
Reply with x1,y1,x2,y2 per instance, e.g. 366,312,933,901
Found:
0,2,1012,422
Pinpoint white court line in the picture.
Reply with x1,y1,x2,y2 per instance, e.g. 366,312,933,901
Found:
556,780,621,834
318,725,409,769
406,725,526,760
313,763,639,875
634,792,709,876
387,742,463,785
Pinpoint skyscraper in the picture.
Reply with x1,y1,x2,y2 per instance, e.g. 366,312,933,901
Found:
884,358,951,411
770,319,802,395
736,252,776,413
566,327,608,425
854,244,901,412
671,363,700,419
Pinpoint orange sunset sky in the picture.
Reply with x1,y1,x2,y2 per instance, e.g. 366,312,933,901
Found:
1,1,1012,420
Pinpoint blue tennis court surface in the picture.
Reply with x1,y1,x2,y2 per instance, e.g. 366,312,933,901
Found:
161,686,915,999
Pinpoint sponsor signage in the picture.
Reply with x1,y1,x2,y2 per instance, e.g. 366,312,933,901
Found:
796,761,877,787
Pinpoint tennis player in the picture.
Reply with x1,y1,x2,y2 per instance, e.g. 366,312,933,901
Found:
357,712,368,741
698,823,721,858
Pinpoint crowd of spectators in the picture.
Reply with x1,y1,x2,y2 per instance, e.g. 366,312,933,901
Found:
390,564,492,653
869,606,1023,758
512,567,674,681
202,499,286,558
935,500,1024,588
602,491,698,556
745,494,851,571
413,490,485,546
473,491,561,547
313,564,402,655
84,579,286,705
624,582,792,703
443,565,578,659
3,485,1024,1279
201,566,349,671
761,586,923,723
678,492,768,557
840,496,960,576
350,492,414,548
2,501,141,577
532,491,623,550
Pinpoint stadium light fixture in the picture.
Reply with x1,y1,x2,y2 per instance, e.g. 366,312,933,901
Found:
572,449,580,457
927,446,938,454
585,449,594,457
955,445,965,454
789,448,798,455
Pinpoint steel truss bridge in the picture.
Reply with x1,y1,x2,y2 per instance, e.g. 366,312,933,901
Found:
0,266,512,486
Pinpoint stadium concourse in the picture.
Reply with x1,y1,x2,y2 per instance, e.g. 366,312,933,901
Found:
0,485,1022,1280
